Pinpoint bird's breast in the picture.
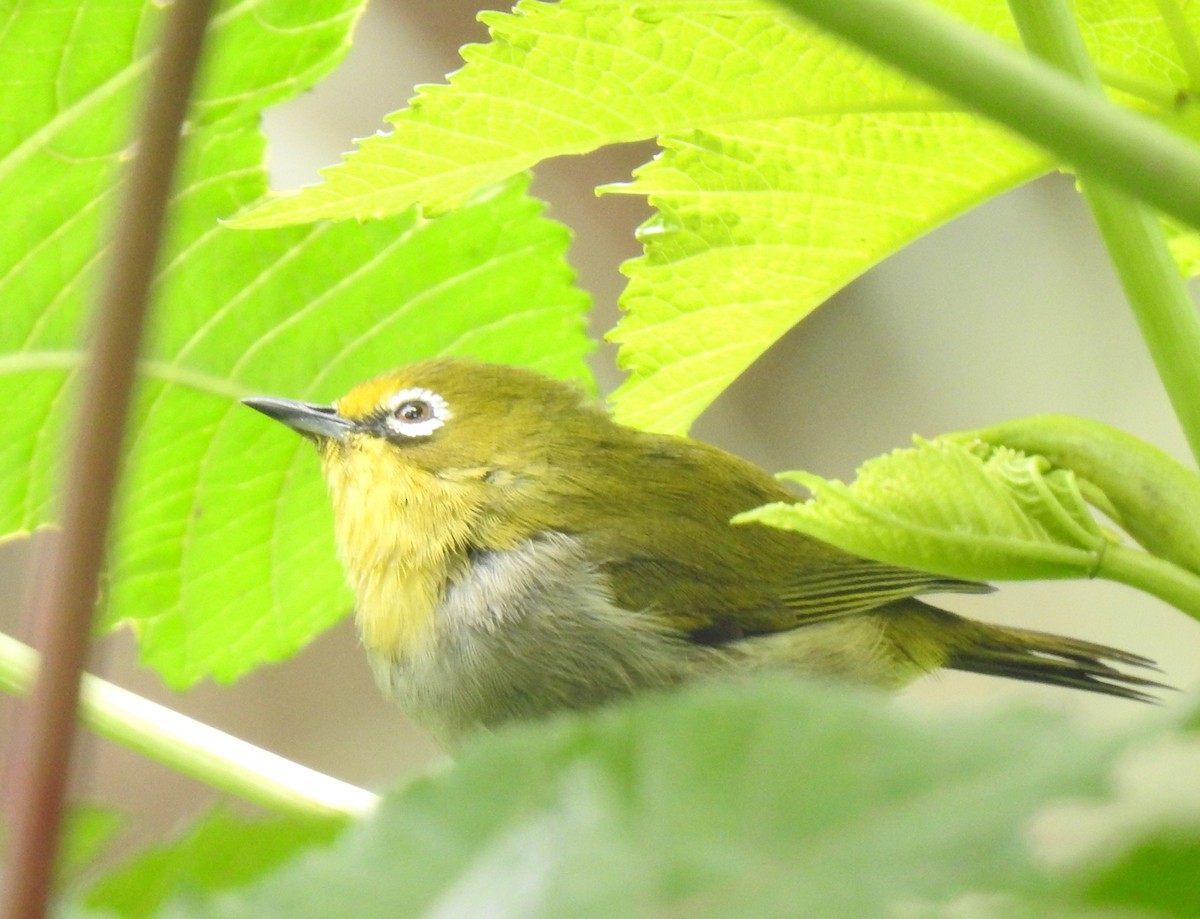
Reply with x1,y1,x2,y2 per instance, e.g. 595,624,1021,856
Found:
367,531,701,742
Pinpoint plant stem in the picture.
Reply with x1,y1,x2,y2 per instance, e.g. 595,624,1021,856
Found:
1006,0,1200,469
1080,198,1200,466
1,3,214,918
0,632,377,820
1098,546,1200,620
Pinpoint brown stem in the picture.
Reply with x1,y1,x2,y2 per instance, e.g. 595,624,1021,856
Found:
0,2,215,917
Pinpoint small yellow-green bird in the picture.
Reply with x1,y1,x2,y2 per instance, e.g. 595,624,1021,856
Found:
244,358,1160,743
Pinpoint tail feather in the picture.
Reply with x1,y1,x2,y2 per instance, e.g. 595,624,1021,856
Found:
947,624,1170,703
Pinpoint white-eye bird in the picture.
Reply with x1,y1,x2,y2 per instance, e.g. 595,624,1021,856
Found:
243,359,1161,743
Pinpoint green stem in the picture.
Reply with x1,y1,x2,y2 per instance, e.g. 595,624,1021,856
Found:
1004,0,1200,467
1005,2,1102,92
0,632,378,820
1098,545,1200,620
1080,198,1200,467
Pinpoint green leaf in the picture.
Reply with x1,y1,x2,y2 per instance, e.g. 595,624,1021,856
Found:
0,0,593,687
1045,702,1200,918
605,115,1043,434
82,807,344,919
737,437,1110,581
83,678,1130,918
229,0,1198,433
231,0,947,227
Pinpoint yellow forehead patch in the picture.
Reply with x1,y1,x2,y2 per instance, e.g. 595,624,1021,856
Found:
334,371,412,421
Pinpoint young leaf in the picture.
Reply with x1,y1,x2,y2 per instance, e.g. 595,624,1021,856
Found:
0,0,593,687
736,437,1110,581
959,415,1200,577
72,678,1135,918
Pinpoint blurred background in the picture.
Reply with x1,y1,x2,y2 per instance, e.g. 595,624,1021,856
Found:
4,0,1200,857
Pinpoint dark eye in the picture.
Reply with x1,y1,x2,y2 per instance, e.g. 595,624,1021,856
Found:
395,400,432,424
383,387,450,438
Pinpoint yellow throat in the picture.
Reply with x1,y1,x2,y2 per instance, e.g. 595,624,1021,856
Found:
319,434,481,661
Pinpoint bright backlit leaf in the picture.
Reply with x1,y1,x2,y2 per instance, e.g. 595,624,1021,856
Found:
0,0,592,687
232,0,1197,433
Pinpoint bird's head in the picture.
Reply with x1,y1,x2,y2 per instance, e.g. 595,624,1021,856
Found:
241,359,604,655
243,358,601,483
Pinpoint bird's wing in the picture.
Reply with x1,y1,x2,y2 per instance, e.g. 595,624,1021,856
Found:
595,524,990,641
773,555,992,625
575,429,991,641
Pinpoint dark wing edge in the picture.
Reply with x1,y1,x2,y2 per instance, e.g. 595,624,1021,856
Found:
778,561,993,625
947,623,1170,703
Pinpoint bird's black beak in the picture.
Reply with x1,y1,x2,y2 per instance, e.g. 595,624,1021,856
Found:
241,396,357,441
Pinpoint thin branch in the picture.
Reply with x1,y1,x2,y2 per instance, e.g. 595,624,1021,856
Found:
0,632,378,820
1,3,216,918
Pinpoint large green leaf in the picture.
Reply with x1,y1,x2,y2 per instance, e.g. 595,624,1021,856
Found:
231,0,940,225
605,114,1042,433
230,0,1197,433
86,678,1138,918
0,0,592,686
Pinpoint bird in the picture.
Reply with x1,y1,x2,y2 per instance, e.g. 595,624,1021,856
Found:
243,358,1163,743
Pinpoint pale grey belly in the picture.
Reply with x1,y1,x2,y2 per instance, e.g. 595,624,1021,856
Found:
368,533,705,743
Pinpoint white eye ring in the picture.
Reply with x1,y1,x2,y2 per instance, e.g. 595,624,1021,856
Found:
382,387,451,438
